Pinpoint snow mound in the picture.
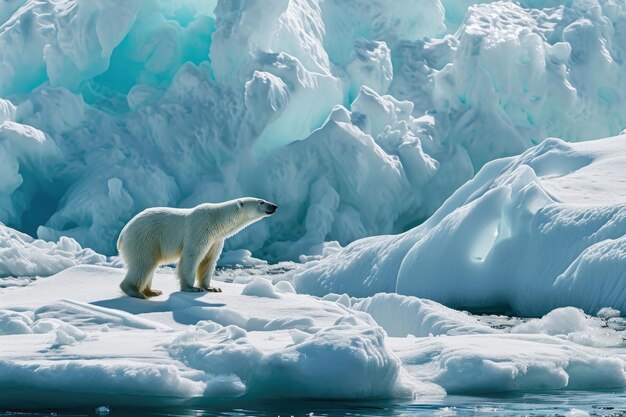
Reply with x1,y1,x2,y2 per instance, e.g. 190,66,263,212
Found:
510,307,623,348
0,222,112,278
0,1,624,260
169,318,414,400
294,135,626,316
392,332,626,395
241,277,280,299
353,293,494,337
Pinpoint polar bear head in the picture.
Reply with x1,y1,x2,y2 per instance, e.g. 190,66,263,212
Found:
213,197,277,238
236,197,278,220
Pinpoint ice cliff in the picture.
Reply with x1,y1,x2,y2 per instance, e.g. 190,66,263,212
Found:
294,134,626,316
1,0,625,260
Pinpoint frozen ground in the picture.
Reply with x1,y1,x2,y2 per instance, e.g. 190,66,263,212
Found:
0,1,625,259
1,264,626,410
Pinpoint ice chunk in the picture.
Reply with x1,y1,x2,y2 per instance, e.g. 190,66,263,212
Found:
0,223,110,279
95,406,110,416
566,409,590,417
346,38,393,99
169,318,420,399
217,250,268,267
295,134,626,316
391,332,626,394
0,310,33,335
274,280,296,294
52,324,87,347
597,307,620,319
0,224,111,277
510,307,623,348
241,277,280,299
0,99,15,122
354,293,494,337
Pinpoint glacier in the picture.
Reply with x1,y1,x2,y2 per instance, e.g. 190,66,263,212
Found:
294,134,626,316
0,0,625,260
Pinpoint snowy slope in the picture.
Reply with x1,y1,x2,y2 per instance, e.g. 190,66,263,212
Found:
0,1,625,259
294,134,626,316
1,266,626,408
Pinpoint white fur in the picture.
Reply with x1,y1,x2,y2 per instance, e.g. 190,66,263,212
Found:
117,197,277,298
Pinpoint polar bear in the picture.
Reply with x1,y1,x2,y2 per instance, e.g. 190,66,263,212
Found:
117,197,277,298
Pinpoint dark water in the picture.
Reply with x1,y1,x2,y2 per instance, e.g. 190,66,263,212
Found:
3,391,626,417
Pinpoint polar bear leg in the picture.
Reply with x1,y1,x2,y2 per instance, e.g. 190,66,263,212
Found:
177,247,204,292
120,260,157,299
198,240,224,292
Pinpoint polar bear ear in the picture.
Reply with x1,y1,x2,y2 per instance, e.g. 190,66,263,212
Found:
237,200,243,209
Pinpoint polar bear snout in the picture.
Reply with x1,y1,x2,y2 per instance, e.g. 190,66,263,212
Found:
265,203,278,215
256,199,277,215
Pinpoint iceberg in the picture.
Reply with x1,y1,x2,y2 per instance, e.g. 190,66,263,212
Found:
0,0,624,260
294,134,626,316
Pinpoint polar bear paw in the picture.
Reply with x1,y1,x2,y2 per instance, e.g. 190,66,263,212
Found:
201,286,222,293
120,283,147,299
142,288,163,297
182,286,205,293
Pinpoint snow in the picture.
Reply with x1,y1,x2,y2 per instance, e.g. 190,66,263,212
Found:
241,277,280,299
391,331,626,395
1,0,626,409
0,266,433,407
353,293,495,337
0,222,114,278
0,1,624,260
567,409,590,417
95,406,110,416
295,134,626,316
2,266,626,408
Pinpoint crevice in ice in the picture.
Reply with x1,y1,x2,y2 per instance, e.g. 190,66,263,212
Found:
471,220,499,262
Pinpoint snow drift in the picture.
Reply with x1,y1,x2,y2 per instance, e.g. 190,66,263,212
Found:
1,0,625,260
294,134,626,316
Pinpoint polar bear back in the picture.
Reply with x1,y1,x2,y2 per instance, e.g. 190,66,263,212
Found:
118,207,190,264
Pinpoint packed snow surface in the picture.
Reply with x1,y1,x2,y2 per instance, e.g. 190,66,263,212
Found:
294,134,626,316
1,0,626,260
2,265,626,408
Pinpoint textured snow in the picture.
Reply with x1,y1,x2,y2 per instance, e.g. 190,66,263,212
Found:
2,266,626,408
391,331,626,395
1,0,626,408
0,0,625,259
353,293,495,337
0,222,113,278
0,266,436,407
294,134,626,316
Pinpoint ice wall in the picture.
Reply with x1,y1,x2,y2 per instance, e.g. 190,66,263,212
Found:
0,0,625,260
294,134,626,316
